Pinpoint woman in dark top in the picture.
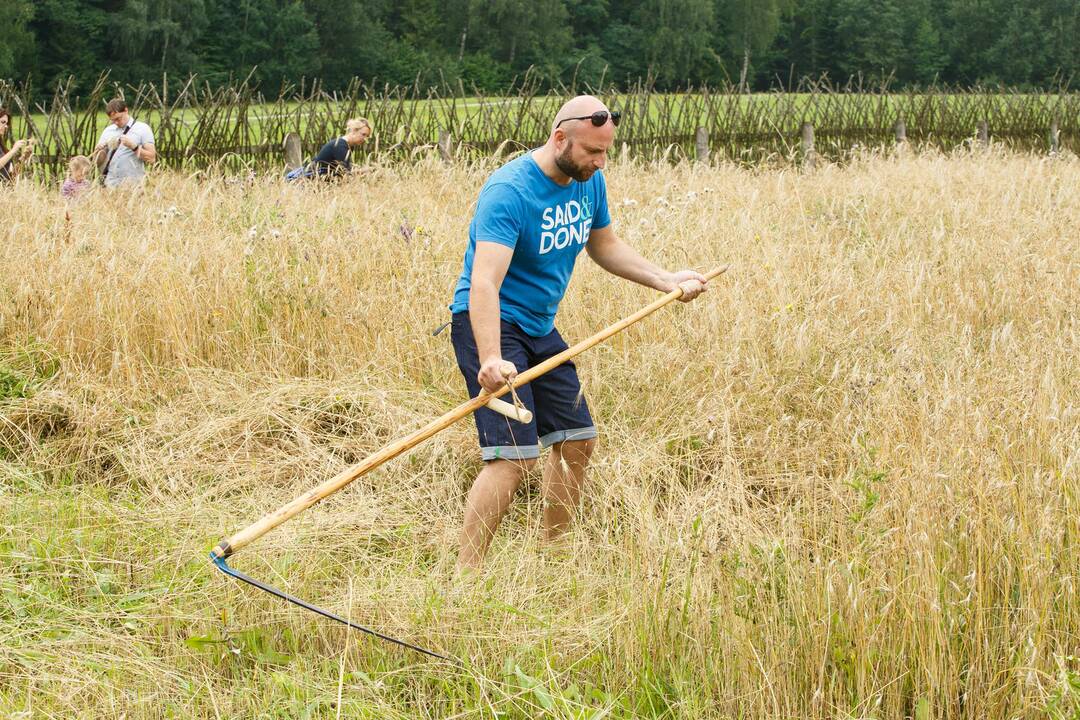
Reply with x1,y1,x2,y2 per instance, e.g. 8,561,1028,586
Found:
312,118,371,178
0,108,33,183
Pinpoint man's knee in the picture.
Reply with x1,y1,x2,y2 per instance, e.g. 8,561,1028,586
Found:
555,437,596,464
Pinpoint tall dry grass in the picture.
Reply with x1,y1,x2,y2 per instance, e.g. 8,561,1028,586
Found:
0,149,1078,718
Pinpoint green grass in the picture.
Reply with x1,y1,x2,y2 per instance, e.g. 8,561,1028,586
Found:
0,460,739,718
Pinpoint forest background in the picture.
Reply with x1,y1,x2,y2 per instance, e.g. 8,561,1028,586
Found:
3,0,1079,95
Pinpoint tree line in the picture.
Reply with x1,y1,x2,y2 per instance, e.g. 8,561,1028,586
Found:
3,0,1078,95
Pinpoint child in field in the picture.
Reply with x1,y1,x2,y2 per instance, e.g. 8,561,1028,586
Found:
61,155,93,200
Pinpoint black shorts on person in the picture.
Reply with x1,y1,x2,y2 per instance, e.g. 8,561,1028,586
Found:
451,311,596,461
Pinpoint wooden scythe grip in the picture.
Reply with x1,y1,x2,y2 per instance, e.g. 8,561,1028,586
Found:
481,362,531,423
485,397,533,424
211,264,728,559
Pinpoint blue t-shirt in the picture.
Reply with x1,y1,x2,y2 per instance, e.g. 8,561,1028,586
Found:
450,151,611,336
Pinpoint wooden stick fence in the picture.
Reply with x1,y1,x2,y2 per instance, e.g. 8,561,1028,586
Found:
1,73,1077,179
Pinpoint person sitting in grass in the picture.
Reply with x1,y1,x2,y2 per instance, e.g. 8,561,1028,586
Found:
310,118,371,179
0,107,34,183
449,94,709,570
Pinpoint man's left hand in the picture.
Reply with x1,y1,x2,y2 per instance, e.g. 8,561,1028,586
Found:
666,269,708,302
121,136,139,150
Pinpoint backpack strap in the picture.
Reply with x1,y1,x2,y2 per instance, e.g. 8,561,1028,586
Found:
101,121,135,184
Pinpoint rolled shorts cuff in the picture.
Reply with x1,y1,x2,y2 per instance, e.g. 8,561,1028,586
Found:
481,444,541,461
539,426,598,447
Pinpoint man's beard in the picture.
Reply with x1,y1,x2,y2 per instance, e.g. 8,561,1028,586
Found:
555,141,593,181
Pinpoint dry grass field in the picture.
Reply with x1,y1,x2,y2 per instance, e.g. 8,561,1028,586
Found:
0,149,1077,718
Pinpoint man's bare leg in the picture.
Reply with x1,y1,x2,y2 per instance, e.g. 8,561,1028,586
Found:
457,458,536,570
541,438,595,541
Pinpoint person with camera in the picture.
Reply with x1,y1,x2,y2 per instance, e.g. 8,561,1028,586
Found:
93,98,156,188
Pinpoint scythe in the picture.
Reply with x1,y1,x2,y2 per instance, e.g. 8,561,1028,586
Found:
210,265,728,661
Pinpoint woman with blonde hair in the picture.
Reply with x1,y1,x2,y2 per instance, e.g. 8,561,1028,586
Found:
62,155,94,200
308,117,371,179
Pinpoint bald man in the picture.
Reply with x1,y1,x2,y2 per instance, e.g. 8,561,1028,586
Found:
450,95,707,569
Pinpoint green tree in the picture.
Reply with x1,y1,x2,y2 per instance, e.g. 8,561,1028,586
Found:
23,0,110,90
202,0,320,90
466,0,573,78
765,0,844,84
942,0,998,84
560,0,610,88
630,0,718,86
599,10,650,86
717,0,793,90
305,0,396,88
1041,0,1080,82
6,0,1080,96
0,0,36,80
114,0,209,74
392,0,444,51
834,0,905,83
567,0,609,47
909,16,946,85
988,4,1049,86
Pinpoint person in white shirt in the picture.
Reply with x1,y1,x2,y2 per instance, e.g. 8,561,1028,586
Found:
93,98,156,188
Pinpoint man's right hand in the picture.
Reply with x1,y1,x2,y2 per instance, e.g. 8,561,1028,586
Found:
478,358,516,394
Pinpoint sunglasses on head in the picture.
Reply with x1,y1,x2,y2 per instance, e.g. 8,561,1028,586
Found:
554,109,621,130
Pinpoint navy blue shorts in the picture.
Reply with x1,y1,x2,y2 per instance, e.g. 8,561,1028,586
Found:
451,311,596,461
